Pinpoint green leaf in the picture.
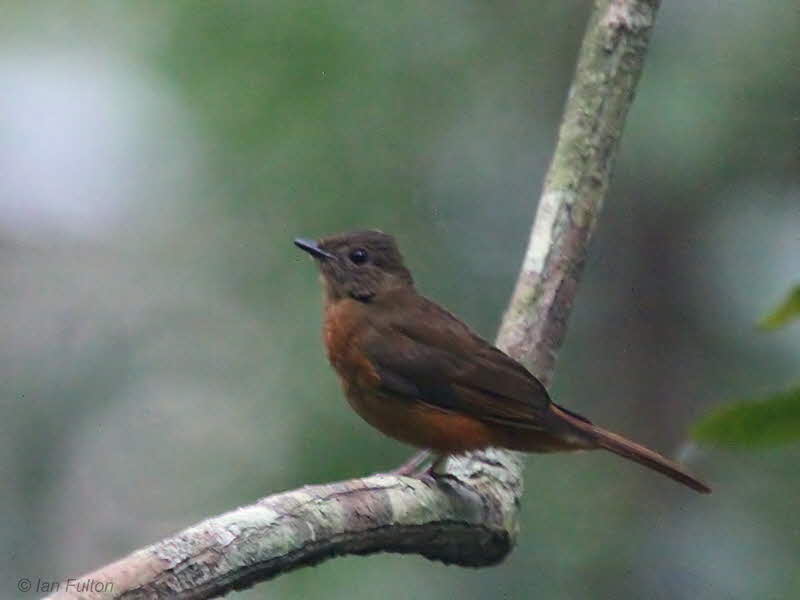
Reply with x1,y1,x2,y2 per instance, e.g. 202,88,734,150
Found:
759,285,800,330
693,386,800,448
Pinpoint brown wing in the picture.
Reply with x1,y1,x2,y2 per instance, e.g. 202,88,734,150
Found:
362,295,553,429
362,295,711,493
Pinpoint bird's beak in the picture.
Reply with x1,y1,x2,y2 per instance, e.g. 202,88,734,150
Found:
294,237,336,260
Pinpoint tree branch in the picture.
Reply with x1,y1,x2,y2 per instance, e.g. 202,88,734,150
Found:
46,1,660,598
500,0,660,384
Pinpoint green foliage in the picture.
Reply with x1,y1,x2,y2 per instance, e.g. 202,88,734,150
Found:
693,386,800,447
694,285,800,447
759,285,800,330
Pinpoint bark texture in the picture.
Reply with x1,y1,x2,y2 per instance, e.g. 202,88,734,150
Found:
46,1,660,598
501,0,660,383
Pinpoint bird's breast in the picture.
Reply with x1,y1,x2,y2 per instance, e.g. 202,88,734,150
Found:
323,299,380,389
322,299,496,453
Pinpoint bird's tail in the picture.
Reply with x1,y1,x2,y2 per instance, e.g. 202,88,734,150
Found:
550,404,711,494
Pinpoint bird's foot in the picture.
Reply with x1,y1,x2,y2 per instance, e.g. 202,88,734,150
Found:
387,450,432,477
370,451,450,482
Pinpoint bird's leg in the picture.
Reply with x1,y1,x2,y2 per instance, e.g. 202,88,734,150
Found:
388,449,432,477
427,454,448,477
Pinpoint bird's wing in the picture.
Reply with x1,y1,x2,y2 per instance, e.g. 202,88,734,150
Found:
362,296,553,429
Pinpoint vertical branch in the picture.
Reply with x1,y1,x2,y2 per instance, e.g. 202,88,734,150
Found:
499,0,660,385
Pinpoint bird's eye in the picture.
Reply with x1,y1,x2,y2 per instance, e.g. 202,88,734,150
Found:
349,248,369,265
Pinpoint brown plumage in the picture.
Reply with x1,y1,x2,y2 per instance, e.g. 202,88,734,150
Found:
295,230,710,493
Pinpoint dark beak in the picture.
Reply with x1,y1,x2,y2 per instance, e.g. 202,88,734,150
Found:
294,237,336,260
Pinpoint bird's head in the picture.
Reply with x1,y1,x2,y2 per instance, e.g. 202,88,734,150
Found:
294,230,414,302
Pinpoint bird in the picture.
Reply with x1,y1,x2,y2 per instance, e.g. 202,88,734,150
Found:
294,230,710,493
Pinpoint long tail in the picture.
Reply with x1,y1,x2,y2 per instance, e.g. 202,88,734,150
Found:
551,405,711,494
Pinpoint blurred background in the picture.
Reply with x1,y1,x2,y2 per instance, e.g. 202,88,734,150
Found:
2,1,798,598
